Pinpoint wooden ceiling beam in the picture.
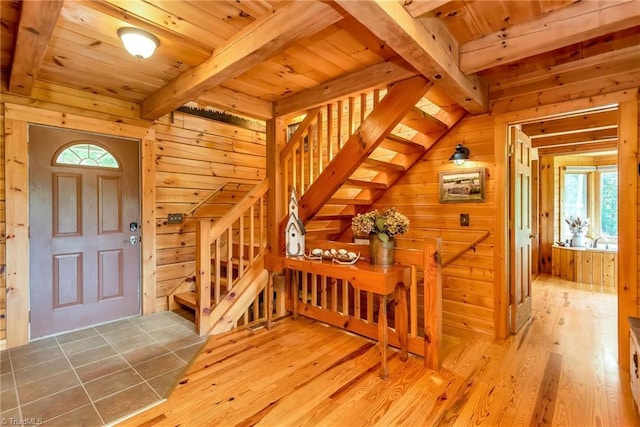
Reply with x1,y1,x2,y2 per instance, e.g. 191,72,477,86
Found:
8,0,64,95
531,129,618,148
141,1,342,121
274,58,417,117
461,0,640,74
335,0,488,114
402,1,453,18
491,45,640,100
537,140,618,156
196,86,273,121
522,110,618,138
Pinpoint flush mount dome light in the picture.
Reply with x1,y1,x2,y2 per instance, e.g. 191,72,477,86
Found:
449,143,470,166
117,27,160,59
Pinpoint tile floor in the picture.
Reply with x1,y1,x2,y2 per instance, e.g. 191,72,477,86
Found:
0,310,206,426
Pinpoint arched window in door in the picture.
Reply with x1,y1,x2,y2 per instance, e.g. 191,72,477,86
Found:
54,142,120,169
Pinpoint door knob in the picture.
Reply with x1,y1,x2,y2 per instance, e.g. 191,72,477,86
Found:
529,234,537,239
129,236,138,245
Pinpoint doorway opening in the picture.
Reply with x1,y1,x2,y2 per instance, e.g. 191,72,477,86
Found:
507,104,619,353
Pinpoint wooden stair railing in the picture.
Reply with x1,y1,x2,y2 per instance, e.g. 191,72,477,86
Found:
297,76,432,224
184,183,226,217
269,236,443,369
176,179,269,335
279,76,467,243
167,179,264,311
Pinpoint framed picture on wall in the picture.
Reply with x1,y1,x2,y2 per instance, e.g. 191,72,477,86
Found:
439,168,485,203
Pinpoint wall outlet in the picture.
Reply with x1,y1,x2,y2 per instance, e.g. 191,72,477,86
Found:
168,213,183,224
460,214,470,227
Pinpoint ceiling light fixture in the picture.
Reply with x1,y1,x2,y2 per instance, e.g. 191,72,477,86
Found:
449,144,470,166
117,27,160,59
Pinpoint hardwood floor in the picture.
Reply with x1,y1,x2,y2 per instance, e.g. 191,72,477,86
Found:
122,275,639,426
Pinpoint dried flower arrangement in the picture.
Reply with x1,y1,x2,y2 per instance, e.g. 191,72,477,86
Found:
351,207,409,242
565,216,590,235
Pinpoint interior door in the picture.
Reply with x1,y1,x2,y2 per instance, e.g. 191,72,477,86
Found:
29,125,141,338
510,126,533,332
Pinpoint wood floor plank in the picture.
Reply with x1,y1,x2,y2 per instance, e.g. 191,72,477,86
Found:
121,275,640,427
530,352,562,427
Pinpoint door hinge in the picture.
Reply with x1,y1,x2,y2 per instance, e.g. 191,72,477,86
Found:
28,310,31,322
508,143,514,157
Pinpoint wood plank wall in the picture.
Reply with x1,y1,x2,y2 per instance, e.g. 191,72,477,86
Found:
152,112,266,310
0,106,5,341
376,114,496,336
0,83,266,344
637,97,640,319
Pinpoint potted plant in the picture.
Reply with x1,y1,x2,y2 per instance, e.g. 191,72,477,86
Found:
351,207,409,266
565,216,590,247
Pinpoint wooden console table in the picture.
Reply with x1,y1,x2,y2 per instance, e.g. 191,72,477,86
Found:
265,254,410,379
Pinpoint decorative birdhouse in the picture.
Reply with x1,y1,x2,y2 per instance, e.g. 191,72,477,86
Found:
285,189,306,256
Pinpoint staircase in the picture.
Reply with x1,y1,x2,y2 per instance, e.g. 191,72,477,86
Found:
280,77,466,242
174,179,270,335
174,76,465,335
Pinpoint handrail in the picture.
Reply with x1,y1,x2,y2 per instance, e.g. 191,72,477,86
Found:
280,107,321,162
442,231,491,267
208,179,269,240
185,183,226,217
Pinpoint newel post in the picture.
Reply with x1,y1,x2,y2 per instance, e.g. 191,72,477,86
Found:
424,237,442,370
195,220,212,335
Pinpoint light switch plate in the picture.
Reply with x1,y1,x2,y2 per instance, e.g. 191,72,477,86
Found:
460,214,470,226
168,213,183,224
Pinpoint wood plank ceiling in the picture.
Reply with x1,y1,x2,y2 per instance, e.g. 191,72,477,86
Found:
1,0,639,123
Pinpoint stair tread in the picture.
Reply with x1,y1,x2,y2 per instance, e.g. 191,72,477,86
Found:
362,158,406,172
174,291,197,310
305,227,342,233
379,135,426,154
343,179,388,190
400,107,449,134
327,197,372,205
312,213,353,220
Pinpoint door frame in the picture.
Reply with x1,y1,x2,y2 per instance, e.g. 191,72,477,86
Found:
493,89,638,371
4,103,157,347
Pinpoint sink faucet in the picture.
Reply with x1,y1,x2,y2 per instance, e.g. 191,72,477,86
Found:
592,237,609,249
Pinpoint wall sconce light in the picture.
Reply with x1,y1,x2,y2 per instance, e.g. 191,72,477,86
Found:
449,144,470,166
117,27,160,59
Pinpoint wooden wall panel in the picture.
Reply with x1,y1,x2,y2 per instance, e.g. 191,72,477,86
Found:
539,155,560,275
0,88,266,347
376,114,496,336
0,107,5,343
152,112,266,308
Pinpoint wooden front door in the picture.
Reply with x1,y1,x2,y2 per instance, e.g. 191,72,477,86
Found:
510,126,533,332
29,125,141,338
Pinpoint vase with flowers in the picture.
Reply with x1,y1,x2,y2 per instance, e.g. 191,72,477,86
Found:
565,216,590,247
351,207,409,266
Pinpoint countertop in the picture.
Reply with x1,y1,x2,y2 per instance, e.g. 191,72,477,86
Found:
553,244,618,253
